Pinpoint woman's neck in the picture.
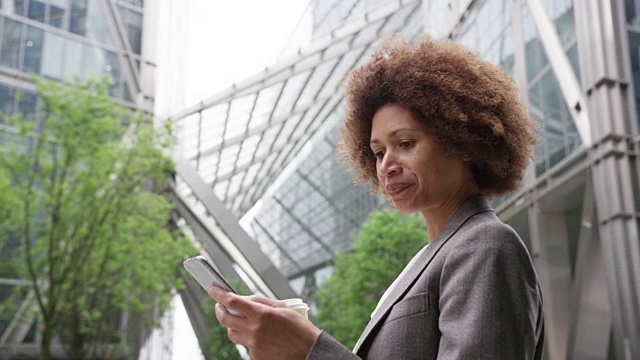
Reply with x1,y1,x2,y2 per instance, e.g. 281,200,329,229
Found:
421,186,480,240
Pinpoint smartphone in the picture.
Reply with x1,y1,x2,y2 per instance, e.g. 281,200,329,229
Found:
183,255,238,294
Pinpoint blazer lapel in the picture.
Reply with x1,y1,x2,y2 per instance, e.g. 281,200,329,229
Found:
353,195,493,354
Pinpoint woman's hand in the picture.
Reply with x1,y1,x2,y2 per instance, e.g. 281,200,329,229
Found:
209,286,322,360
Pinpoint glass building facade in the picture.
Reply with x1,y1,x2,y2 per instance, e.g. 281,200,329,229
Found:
0,0,147,111
0,0,157,358
174,0,640,359
4,0,633,358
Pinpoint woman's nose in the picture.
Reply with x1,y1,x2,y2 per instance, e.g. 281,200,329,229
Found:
378,152,400,177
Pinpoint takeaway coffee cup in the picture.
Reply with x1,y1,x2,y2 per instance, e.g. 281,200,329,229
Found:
283,298,309,319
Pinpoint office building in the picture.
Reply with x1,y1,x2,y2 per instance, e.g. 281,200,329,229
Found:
0,0,161,358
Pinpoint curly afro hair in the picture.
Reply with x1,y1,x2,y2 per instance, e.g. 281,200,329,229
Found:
339,35,539,197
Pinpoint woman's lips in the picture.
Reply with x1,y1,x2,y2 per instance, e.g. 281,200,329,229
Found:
385,182,411,196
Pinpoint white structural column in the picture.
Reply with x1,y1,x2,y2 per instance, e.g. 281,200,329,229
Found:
527,208,574,359
567,177,612,359
574,0,640,359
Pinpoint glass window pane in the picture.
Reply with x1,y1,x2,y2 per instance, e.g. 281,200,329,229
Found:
86,0,114,46
23,25,44,73
554,3,575,47
123,83,132,101
69,0,87,35
628,31,640,128
567,44,580,84
105,50,122,97
627,0,640,26
27,0,46,23
0,84,15,114
63,38,82,77
120,0,142,6
17,90,37,119
41,32,64,79
82,44,104,79
49,4,66,28
11,0,26,16
118,5,142,54
0,18,22,69
49,0,68,8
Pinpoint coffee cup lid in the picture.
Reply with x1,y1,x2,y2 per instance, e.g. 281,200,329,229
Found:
282,298,304,306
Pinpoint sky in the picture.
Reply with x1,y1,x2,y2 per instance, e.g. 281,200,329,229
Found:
184,0,312,107
169,1,312,359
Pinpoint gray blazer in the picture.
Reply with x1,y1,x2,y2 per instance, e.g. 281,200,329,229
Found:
307,195,544,359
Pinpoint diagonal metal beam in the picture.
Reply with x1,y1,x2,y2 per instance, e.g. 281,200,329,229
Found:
172,192,240,281
189,93,332,163
272,195,335,258
253,219,303,273
239,94,342,215
295,169,361,228
174,156,296,299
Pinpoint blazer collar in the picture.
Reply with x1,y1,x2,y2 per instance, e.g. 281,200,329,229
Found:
353,195,493,354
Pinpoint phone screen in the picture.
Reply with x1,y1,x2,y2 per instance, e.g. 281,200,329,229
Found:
183,256,238,294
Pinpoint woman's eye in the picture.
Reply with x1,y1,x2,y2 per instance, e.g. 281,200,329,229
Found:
399,140,413,148
373,150,385,159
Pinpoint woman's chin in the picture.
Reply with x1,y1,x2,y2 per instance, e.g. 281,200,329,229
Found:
391,201,417,214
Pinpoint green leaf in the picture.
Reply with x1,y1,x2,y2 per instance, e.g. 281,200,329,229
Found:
0,77,197,359
315,209,429,349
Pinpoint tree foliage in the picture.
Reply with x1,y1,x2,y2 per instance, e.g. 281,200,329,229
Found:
314,208,429,349
0,78,194,359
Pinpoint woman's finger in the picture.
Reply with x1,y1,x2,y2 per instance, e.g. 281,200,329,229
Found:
215,301,249,326
251,295,287,308
227,327,244,345
209,286,257,317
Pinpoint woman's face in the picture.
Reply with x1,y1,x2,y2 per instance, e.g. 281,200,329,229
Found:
370,103,473,214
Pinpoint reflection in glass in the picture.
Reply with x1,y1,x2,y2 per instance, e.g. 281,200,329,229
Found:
86,0,114,46
626,0,640,27
120,0,142,6
542,0,575,47
123,83,132,102
69,0,87,35
23,25,44,73
554,3,575,47
628,31,640,128
567,44,580,84
522,4,551,82
249,123,381,278
0,18,21,69
82,44,104,79
0,84,14,114
41,32,64,79
118,5,142,54
12,0,25,16
17,91,37,120
105,50,122,98
27,0,45,22
63,38,82,78
49,4,66,28
530,71,581,176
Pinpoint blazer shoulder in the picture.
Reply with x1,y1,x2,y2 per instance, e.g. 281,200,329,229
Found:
452,212,528,256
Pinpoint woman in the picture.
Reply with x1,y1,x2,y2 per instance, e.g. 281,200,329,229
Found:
210,35,544,359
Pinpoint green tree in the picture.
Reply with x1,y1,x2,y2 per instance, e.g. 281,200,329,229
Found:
314,208,429,349
0,78,194,359
200,279,250,360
